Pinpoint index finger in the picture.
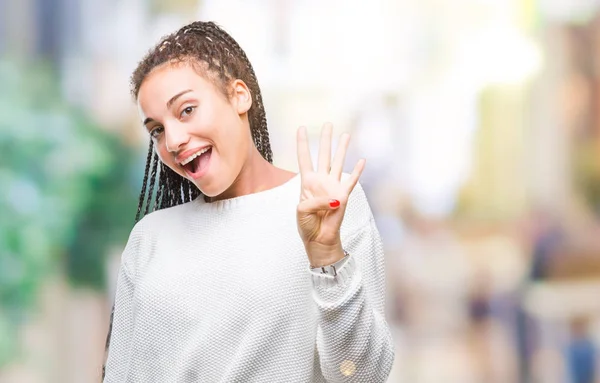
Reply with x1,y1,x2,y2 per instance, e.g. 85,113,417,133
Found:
296,126,314,175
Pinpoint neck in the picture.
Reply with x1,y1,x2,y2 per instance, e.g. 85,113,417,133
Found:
208,148,294,202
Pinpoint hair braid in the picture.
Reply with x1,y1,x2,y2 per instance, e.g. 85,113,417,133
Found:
161,166,175,209
101,305,115,379
154,163,167,211
144,152,159,215
135,140,155,221
168,169,183,206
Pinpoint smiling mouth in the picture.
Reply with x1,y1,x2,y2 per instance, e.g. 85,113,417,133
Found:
181,147,212,177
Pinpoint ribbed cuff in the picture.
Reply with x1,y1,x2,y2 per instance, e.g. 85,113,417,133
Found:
310,254,362,307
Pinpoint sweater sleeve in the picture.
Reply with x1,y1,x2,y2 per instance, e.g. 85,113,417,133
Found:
103,220,145,382
310,183,395,382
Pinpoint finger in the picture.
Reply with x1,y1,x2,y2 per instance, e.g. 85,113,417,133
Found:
297,196,344,214
330,132,350,181
296,126,314,175
344,158,366,194
317,122,333,173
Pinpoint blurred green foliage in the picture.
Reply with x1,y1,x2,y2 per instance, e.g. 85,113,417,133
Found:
0,59,139,366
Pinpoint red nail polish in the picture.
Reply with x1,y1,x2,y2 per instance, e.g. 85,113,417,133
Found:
329,199,340,208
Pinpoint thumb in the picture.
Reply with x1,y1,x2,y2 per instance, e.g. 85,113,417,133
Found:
297,197,343,214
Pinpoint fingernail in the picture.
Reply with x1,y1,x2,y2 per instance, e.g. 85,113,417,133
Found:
329,199,340,208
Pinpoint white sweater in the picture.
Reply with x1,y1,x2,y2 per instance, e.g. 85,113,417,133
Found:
104,174,395,382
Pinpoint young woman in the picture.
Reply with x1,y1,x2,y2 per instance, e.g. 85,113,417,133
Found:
103,21,394,382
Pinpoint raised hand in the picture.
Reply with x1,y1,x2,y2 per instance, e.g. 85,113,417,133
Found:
296,123,366,267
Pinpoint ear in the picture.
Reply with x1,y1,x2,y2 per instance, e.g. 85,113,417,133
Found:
231,79,252,115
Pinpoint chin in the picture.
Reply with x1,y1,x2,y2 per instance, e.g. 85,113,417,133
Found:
192,179,229,200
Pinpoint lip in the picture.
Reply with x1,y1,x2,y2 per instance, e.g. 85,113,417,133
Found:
176,144,212,165
183,147,212,180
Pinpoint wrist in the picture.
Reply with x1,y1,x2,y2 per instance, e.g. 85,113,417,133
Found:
310,250,350,276
305,242,345,268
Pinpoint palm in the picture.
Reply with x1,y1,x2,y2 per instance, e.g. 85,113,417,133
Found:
296,123,365,249
298,172,346,245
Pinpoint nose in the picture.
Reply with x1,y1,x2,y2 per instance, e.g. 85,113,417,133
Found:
164,122,190,153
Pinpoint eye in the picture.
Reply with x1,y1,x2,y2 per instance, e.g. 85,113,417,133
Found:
150,126,164,138
181,106,196,118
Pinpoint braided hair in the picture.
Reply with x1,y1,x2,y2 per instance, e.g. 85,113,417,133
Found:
102,21,273,379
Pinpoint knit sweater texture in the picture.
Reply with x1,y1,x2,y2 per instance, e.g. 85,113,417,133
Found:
104,174,395,382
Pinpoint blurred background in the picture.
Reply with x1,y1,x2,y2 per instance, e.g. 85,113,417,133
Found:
3,0,600,382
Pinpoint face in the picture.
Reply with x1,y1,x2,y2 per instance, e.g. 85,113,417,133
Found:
137,62,253,198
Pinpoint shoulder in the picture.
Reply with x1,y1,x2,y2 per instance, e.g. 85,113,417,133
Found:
123,201,196,253
120,201,197,272
136,200,196,233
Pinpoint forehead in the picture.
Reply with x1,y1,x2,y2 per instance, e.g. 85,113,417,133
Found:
137,61,222,114
139,63,204,99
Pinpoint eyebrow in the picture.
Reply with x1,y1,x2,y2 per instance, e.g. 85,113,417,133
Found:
143,89,194,126
167,89,193,108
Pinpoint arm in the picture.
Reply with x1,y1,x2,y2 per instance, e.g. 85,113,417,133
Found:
103,220,145,382
310,184,395,382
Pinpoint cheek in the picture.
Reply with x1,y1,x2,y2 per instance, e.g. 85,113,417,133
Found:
213,115,250,154
154,141,185,176
220,127,252,165
154,141,169,162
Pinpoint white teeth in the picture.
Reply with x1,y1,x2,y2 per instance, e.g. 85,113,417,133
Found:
180,147,211,166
